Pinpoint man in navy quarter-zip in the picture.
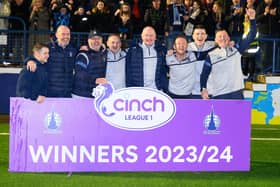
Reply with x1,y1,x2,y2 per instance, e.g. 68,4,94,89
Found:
126,26,168,92
106,34,127,90
200,8,257,100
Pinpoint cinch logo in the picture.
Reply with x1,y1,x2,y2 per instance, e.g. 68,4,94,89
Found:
92,83,176,131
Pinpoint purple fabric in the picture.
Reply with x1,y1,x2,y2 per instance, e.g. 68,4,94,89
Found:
9,96,251,172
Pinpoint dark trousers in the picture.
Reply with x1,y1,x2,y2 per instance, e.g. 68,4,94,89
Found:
212,90,244,100
168,91,192,99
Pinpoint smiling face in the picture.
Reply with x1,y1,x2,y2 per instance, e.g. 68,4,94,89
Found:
55,26,71,48
96,1,105,10
174,37,188,55
37,47,50,63
192,28,208,47
107,35,121,53
141,27,156,46
88,36,103,51
215,30,230,48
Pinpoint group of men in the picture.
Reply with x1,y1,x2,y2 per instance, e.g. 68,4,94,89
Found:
16,8,257,102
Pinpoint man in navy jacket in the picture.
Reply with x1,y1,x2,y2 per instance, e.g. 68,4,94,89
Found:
126,26,168,92
16,43,49,103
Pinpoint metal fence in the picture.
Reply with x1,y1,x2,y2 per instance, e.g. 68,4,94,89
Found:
0,16,279,73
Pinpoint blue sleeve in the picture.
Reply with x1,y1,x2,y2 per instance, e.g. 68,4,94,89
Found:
160,48,169,93
200,55,212,91
38,73,48,97
75,52,88,70
193,46,217,60
16,69,33,99
236,20,257,53
125,48,132,87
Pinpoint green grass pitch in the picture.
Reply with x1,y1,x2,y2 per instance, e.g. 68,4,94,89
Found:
0,124,280,187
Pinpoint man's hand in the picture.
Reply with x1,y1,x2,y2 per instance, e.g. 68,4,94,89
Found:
201,88,209,100
79,45,88,51
96,78,107,84
167,49,174,56
269,8,277,16
36,95,45,103
26,60,37,72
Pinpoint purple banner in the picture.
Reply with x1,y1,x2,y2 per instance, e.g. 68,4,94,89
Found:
9,87,251,172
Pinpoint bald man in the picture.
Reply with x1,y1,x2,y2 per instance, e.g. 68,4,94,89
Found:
125,26,168,92
47,25,77,97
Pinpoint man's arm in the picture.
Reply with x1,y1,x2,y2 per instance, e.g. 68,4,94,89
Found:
125,48,132,87
200,55,212,99
238,8,257,53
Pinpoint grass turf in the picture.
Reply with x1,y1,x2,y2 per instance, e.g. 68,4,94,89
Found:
0,124,280,187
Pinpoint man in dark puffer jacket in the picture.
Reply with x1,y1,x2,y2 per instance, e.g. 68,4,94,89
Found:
72,30,107,98
47,25,78,97
126,26,168,92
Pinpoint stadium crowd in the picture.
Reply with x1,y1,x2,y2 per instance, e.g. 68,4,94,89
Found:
0,0,279,100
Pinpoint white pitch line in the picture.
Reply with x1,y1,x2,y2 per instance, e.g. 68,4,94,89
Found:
251,138,280,141
252,128,280,131
0,132,9,135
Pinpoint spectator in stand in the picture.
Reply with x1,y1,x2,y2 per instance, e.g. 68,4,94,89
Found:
8,0,30,61
91,0,112,33
71,6,92,33
183,0,192,14
225,0,245,38
203,0,214,13
50,0,73,12
111,0,126,15
245,0,258,9
113,2,133,43
126,26,168,92
0,0,10,30
256,0,280,73
0,0,10,60
72,30,107,98
28,0,51,55
72,0,91,13
144,0,169,36
204,1,226,37
127,0,145,34
106,0,121,15
200,8,257,100
106,34,127,90
16,43,49,103
184,0,206,38
51,3,71,31
167,0,188,49
241,0,260,79
70,6,92,45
